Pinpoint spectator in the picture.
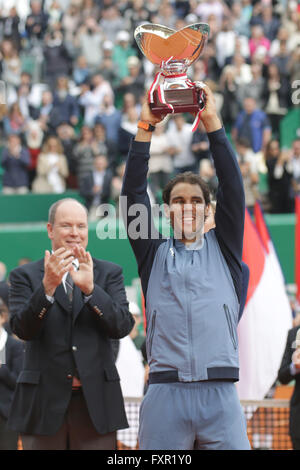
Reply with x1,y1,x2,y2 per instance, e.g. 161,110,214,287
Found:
236,137,259,212
201,40,220,83
249,25,271,61
195,0,229,27
118,106,139,161
111,161,126,211
43,30,72,91
117,56,145,104
122,92,141,116
166,114,196,174
25,0,49,41
81,0,101,22
94,120,118,171
56,122,77,188
230,52,252,86
79,154,113,220
148,123,173,200
95,93,122,145
73,125,97,183
238,62,265,110
51,75,79,128
215,17,236,68
251,5,280,42
1,134,30,194
269,27,290,58
1,7,21,50
79,73,113,127
191,121,211,169
0,300,23,450
37,89,55,133
112,30,137,82
47,0,63,27
99,4,127,43
152,2,177,29
25,119,44,188
219,65,241,130
3,102,28,137
265,139,294,214
287,45,300,87
98,40,120,87
61,2,81,55
32,136,69,193
198,158,218,201
75,16,103,73
73,55,90,86
262,62,291,139
14,83,36,120
272,39,291,78
0,39,21,89
232,96,272,155
225,34,250,65
123,0,151,33
231,1,251,37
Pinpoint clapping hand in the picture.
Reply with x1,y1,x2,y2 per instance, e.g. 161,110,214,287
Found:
70,245,94,296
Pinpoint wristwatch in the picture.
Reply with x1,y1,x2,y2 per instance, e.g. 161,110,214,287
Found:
137,120,156,132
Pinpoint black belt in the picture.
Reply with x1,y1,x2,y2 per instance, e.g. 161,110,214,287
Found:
148,367,239,384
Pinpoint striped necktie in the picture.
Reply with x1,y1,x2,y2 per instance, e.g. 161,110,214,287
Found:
65,272,74,302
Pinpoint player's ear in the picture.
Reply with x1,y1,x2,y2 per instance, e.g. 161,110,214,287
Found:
163,203,170,220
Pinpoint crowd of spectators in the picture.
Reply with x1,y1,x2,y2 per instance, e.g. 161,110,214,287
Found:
0,0,299,216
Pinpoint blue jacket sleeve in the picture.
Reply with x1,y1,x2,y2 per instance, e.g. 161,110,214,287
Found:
207,127,245,302
121,139,164,295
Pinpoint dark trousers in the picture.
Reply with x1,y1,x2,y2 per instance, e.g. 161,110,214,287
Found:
291,436,300,450
0,414,19,450
21,390,116,450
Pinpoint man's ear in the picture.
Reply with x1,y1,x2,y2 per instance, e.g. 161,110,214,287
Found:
204,204,210,220
47,222,53,241
163,203,170,220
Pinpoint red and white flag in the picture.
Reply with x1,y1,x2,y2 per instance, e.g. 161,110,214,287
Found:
236,205,292,400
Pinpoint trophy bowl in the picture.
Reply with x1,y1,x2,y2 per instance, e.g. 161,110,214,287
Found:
134,23,210,116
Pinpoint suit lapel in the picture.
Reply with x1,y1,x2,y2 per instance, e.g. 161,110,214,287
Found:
55,283,71,313
72,284,84,324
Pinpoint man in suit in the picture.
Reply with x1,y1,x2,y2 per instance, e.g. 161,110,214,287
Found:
8,198,134,450
278,325,300,450
0,299,23,450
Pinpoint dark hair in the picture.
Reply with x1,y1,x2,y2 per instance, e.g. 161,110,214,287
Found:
48,198,88,225
162,172,211,206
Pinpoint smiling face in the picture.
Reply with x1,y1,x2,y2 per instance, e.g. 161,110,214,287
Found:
166,182,209,244
47,200,88,252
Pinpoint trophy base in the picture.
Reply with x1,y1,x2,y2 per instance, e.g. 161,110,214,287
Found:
150,88,203,115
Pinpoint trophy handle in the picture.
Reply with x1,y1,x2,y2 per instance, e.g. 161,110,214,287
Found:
150,88,206,115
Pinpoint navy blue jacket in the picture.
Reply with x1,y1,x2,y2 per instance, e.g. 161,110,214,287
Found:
1,148,30,188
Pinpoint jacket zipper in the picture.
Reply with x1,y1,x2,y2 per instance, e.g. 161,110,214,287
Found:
223,304,237,350
185,254,195,378
148,310,156,357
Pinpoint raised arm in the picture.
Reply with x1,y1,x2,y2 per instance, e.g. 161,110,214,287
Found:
121,103,165,277
200,85,245,301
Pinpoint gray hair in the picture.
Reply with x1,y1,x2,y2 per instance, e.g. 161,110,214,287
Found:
48,198,88,225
